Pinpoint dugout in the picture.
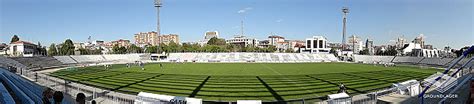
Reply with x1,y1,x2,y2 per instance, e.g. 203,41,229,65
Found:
150,54,167,61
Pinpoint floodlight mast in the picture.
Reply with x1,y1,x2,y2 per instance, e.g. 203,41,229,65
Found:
341,7,349,51
154,0,162,45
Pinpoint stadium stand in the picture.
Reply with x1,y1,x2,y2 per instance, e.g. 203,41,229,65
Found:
391,56,424,64
10,57,65,70
0,82,15,104
70,55,106,63
0,69,37,104
166,53,338,63
102,54,142,63
53,56,78,64
353,55,394,64
418,57,454,66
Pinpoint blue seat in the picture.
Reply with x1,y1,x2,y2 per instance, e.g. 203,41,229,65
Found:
0,72,35,104
0,83,15,104
5,73,42,103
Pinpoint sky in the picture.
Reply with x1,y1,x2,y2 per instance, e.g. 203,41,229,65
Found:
0,0,472,49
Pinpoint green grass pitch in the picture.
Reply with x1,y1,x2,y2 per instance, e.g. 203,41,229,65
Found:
50,62,439,102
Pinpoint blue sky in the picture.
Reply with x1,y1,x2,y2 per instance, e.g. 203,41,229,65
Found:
1,0,472,49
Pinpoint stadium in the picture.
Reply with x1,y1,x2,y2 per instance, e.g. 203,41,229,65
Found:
1,0,473,104
0,50,473,104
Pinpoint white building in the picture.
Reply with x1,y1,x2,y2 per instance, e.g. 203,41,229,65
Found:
268,35,285,46
348,35,363,53
301,36,330,53
8,41,40,57
204,31,219,41
198,31,220,46
226,35,258,46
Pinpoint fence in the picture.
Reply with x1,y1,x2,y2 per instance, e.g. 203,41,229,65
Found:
10,66,137,104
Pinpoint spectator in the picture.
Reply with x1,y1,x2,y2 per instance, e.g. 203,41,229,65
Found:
53,91,64,104
91,100,96,104
76,93,86,104
42,88,53,104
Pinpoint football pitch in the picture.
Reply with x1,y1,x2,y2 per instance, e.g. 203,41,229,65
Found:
50,63,439,102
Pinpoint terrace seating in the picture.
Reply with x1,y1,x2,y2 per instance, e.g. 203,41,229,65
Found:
102,54,142,63
166,53,338,63
10,57,64,70
418,58,454,66
53,56,78,64
392,56,424,64
70,55,106,63
353,55,394,64
0,56,28,70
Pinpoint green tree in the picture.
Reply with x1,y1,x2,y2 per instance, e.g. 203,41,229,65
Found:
78,48,89,55
266,46,277,52
190,43,202,52
182,43,192,52
10,35,20,43
59,39,75,55
168,41,181,52
359,49,369,55
145,45,158,53
285,48,294,53
127,44,142,53
48,44,58,56
112,44,127,54
385,47,397,56
207,37,226,45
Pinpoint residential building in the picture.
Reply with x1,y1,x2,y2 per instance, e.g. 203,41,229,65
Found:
204,31,219,41
365,38,374,55
159,34,180,45
288,40,305,52
110,39,131,47
8,41,41,57
134,31,160,46
268,35,285,46
226,35,258,47
347,35,363,53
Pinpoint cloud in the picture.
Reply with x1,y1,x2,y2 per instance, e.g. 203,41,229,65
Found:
238,7,253,14
276,19,283,23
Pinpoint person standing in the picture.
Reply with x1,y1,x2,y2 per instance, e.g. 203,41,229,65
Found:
42,88,53,104
140,62,145,70
53,91,64,104
160,63,163,69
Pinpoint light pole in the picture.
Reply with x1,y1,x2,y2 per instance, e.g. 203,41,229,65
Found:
341,7,349,51
154,0,162,44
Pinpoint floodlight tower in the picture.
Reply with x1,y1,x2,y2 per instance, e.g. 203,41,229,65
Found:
154,0,162,44
341,7,349,51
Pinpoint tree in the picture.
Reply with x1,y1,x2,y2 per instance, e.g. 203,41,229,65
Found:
207,37,226,45
285,48,294,53
182,43,192,52
112,44,127,54
78,48,89,55
127,44,142,53
359,49,369,55
168,41,181,52
48,44,58,56
190,43,202,52
145,45,158,53
266,46,277,52
10,35,20,43
59,39,75,55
